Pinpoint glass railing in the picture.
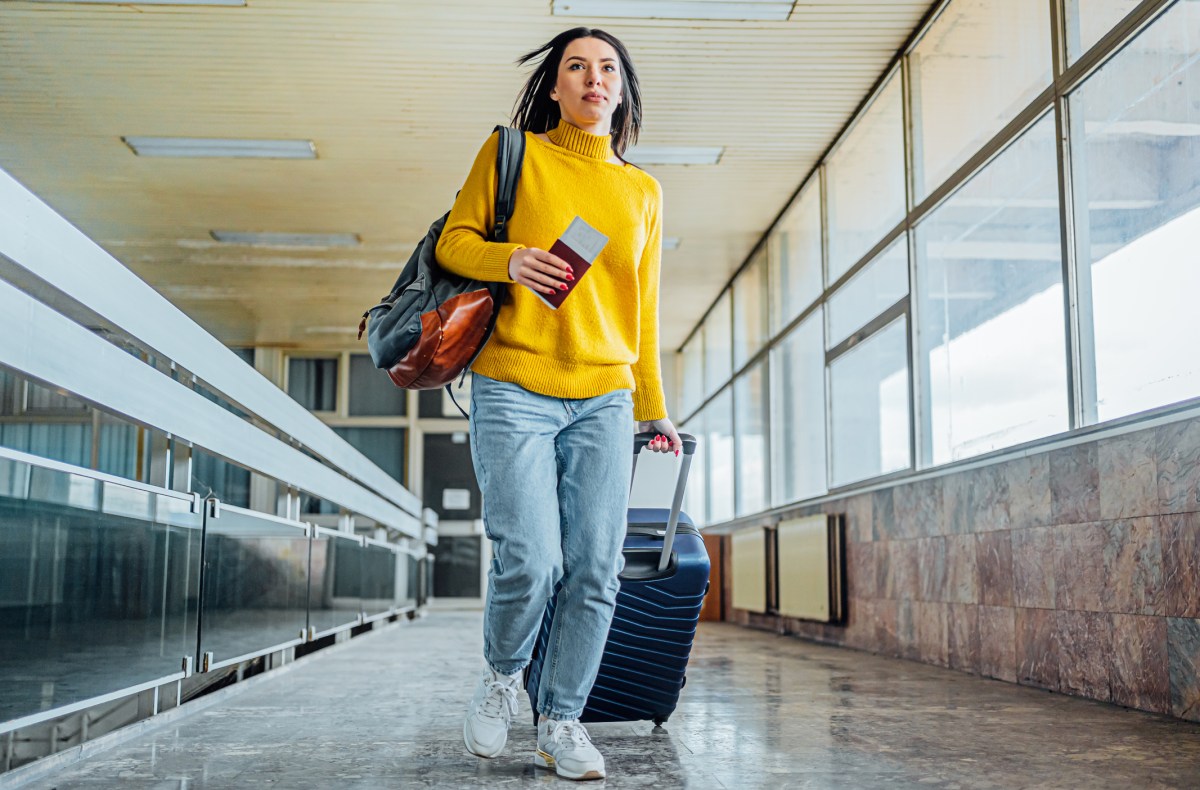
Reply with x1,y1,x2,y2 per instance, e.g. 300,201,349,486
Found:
198,503,311,671
0,448,416,728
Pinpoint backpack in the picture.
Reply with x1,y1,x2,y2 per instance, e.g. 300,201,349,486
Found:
357,126,525,406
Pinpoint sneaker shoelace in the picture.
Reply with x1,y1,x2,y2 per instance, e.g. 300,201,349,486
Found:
555,721,593,750
479,678,519,721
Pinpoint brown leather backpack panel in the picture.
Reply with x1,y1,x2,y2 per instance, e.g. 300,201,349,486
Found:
386,289,496,390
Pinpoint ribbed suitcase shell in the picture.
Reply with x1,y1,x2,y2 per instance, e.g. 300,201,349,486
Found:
525,506,711,725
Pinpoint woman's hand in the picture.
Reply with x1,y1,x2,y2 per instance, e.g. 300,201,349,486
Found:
638,418,682,456
508,248,574,296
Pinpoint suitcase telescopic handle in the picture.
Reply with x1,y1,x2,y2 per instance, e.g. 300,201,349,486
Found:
633,432,697,456
631,431,698,572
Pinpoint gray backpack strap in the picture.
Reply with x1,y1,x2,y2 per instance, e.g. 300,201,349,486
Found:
445,126,526,419
492,125,525,243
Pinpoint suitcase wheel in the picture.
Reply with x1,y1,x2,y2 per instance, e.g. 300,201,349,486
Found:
653,715,668,727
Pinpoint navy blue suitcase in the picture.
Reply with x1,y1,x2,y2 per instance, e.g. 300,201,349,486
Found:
525,432,709,726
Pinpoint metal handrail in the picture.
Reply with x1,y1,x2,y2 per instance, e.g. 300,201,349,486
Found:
0,444,197,506
0,166,419,519
0,277,418,535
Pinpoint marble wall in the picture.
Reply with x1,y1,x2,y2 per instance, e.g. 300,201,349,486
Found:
725,415,1200,722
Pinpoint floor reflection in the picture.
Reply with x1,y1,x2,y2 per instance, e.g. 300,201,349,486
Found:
13,610,1200,789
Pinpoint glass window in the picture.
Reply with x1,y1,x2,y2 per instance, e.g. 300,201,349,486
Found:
769,178,823,332
771,309,828,505
732,249,769,370
95,414,141,480
1071,2,1200,422
705,388,735,524
910,0,1053,201
829,317,910,487
191,449,251,507
334,427,406,484
25,381,88,414
704,292,733,396
0,367,20,415
733,363,768,517
827,235,909,349
419,383,472,418
826,72,906,283
1066,0,1142,62
0,422,91,469
0,372,93,468
916,113,1069,464
288,357,337,412
680,333,705,418
349,354,407,416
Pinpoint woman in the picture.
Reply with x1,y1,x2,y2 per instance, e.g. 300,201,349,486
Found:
435,27,681,781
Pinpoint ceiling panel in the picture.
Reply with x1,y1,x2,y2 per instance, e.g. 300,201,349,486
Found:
0,0,933,349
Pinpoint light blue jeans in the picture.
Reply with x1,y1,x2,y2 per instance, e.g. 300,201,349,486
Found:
469,373,633,720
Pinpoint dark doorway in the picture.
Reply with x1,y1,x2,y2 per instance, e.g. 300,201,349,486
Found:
422,432,481,521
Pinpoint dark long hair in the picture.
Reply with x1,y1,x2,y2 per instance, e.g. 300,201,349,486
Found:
511,28,642,157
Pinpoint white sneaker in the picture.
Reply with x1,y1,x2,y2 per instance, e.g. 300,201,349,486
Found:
535,718,606,780
463,668,521,758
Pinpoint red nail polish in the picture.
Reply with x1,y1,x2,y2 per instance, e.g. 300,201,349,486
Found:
566,274,575,281
559,284,567,290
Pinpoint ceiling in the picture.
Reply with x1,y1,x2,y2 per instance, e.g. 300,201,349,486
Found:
0,0,934,352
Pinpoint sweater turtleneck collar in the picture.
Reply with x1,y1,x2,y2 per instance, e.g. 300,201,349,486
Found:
546,119,615,161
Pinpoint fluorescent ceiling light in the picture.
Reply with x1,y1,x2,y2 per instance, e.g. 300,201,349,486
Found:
123,137,316,159
623,146,724,166
30,0,244,4
663,237,681,250
210,231,361,248
553,0,792,21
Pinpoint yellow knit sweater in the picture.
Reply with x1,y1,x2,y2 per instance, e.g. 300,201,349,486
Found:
436,120,667,422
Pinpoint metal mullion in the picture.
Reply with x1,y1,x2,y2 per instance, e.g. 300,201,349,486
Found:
1056,0,1177,96
825,299,909,367
730,352,741,519
824,220,909,305
823,316,834,496
900,52,922,473
762,346,773,511
908,86,1056,225
819,159,834,494
1051,0,1085,431
1053,0,1177,430
901,0,955,57
768,343,782,508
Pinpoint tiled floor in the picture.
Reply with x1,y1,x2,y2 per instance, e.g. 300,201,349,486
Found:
14,610,1200,789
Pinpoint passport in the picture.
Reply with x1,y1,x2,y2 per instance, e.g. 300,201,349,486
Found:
536,216,609,310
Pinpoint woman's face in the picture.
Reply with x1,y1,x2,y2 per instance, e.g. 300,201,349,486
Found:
550,37,623,133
